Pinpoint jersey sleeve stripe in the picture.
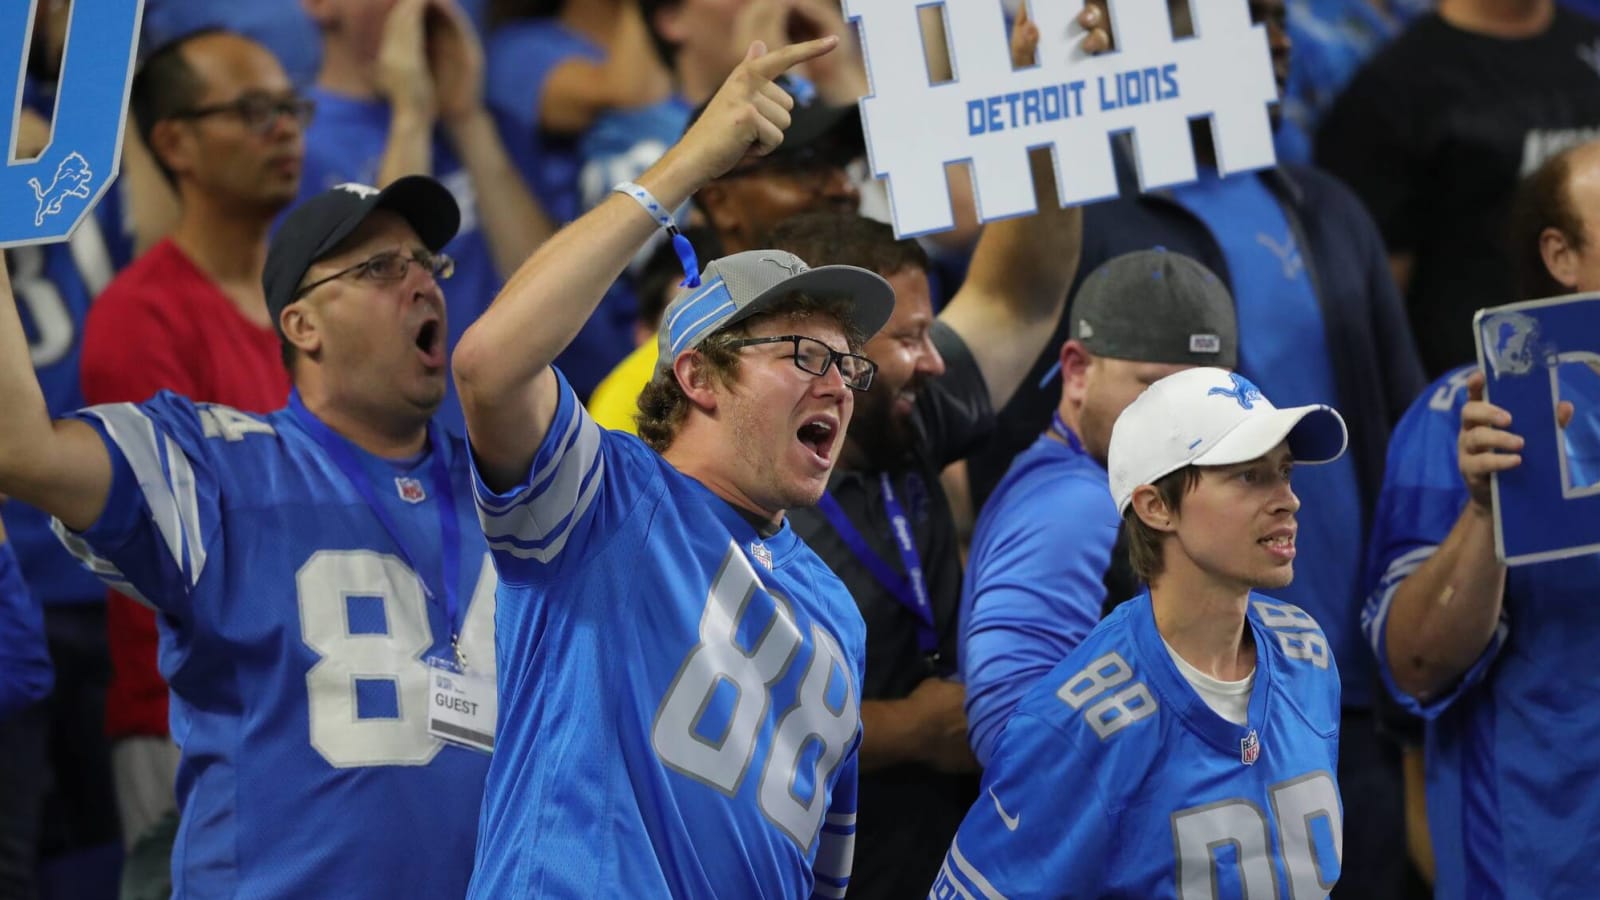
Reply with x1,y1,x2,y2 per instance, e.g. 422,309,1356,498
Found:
1362,544,1437,658
813,829,855,889
476,391,586,515
88,403,206,587
812,876,849,899
942,839,1010,900
484,457,604,562
48,517,156,610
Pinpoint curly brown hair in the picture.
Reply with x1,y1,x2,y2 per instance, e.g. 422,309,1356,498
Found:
637,291,864,451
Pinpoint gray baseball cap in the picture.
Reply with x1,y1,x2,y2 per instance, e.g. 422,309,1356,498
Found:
657,250,895,366
1072,249,1237,367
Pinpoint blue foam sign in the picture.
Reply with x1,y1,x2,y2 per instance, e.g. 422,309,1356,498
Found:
0,0,143,247
1475,292,1600,565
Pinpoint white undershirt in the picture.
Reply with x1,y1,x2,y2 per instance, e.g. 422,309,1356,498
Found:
1162,638,1255,726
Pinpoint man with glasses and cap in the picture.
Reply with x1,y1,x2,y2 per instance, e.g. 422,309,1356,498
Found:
936,367,1349,897
451,34,889,898
0,172,495,897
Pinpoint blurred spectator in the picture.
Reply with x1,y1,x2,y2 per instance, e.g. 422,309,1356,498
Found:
970,2,1426,895
484,0,680,396
1315,0,1600,378
0,513,52,724
960,250,1236,768
82,30,310,894
1362,138,1600,899
140,0,492,89
300,0,552,430
1276,0,1416,164
0,9,134,899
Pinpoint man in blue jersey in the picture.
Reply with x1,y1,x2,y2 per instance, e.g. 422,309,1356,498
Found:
299,0,553,428
0,175,495,897
1363,138,1600,899
453,35,888,897
960,249,1238,767
935,367,1348,898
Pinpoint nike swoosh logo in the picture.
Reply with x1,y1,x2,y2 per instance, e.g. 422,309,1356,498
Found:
990,787,1020,832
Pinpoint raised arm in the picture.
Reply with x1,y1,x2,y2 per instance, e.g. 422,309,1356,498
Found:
427,0,557,279
935,4,1083,410
452,36,841,491
0,259,114,532
1383,372,1517,701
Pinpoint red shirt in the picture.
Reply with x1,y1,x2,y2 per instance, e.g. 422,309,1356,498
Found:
80,238,291,739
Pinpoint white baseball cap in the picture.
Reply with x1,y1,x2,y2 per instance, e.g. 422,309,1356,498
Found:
1107,368,1349,514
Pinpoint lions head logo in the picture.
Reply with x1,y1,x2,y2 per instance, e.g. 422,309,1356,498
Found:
1482,312,1547,378
28,152,94,227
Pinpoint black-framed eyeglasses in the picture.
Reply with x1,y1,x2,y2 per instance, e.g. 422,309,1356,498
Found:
294,249,455,299
726,334,877,391
171,93,316,135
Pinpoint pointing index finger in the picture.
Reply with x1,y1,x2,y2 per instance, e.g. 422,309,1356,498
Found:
748,34,840,79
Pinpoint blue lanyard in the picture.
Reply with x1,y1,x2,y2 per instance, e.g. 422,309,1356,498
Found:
1049,412,1087,455
817,473,940,662
287,392,464,651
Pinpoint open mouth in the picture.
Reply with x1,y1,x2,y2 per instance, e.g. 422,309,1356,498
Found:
796,416,838,464
414,317,444,366
1259,532,1296,558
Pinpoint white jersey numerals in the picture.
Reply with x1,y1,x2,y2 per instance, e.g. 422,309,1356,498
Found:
298,550,496,767
652,543,858,851
1056,651,1159,740
1253,600,1330,669
1173,771,1343,899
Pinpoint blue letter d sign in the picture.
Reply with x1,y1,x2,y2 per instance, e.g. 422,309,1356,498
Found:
0,0,143,247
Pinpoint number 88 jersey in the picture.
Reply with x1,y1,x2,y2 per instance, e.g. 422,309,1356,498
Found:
933,593,1342,899
468,371,866,900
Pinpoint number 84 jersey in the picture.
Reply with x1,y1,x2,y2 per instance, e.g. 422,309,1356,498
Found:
934,593,1342,900
54,392,494,899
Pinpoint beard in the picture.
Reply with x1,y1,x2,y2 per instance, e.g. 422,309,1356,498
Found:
843,378,923,472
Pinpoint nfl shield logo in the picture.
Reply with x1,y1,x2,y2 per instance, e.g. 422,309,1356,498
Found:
750,541,773,570
1240,729,1260,765
395,477,427,504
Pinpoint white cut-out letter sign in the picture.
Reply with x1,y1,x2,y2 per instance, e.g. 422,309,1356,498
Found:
844,0,1279,237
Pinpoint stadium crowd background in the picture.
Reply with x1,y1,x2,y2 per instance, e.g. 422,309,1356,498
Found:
2,0,1600,897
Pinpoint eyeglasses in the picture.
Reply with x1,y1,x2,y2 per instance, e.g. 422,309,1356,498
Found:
726,334,877,391
294,249,455,299
171,94,316,135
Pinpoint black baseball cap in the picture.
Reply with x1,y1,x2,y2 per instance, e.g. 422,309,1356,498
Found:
1071,249,1238,368
263,176,460,335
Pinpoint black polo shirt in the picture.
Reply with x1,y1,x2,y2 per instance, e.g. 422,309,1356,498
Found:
788,322,992,899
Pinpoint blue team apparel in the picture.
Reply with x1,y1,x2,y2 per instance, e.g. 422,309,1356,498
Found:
1172,170,1370,707
1363,366,1600,899
55,392,494,898
935,593,1343,899
2,161,130,605
960,430,1117,767
468,371,864,899
294,89,504,436
0,540,53,717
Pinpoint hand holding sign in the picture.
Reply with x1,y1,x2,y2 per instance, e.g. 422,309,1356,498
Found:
845,0,1277,237
0,0,143,247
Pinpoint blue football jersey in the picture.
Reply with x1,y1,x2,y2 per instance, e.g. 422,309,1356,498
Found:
0,539,52,717
56,392,494,898
960,433,1117,767
468,371,866,899
1363,366,1600,899
2,182,129,605
934,594,1343,899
